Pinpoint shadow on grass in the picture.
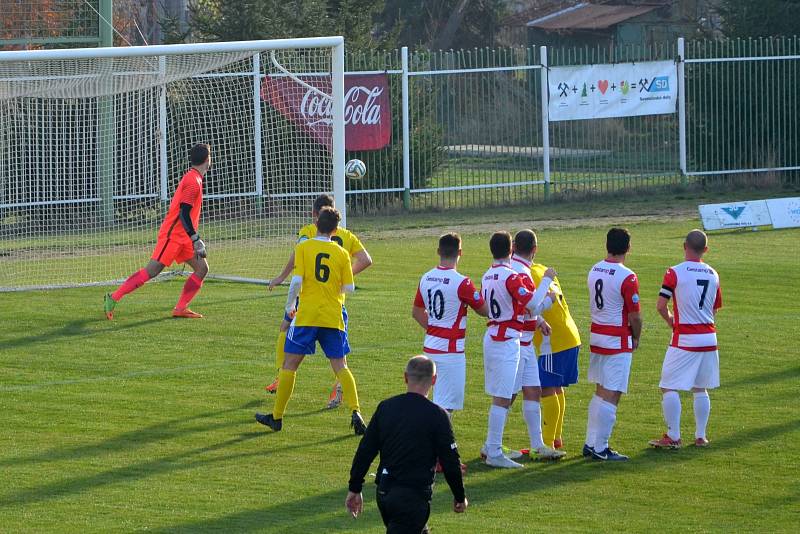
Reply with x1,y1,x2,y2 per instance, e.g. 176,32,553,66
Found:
0,430,353,509
153,486,385,533
460,418,800,502
147,418,800,533
0,400,261,468
725,365,800,388
0,316,171,351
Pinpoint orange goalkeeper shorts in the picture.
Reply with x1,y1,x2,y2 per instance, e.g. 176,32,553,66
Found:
152,237,194,266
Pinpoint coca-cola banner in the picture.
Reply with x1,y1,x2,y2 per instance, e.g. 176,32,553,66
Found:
261,73,392,151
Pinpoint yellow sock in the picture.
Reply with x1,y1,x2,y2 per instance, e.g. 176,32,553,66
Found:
275,331,286,371
272,368,296,419
540,394,559,447
555,390,566,441
336,367,360,413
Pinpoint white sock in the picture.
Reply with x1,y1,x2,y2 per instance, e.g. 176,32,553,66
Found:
585,395,601,447
593,399,617,452
486,404,509,457
693,392,711,439
662,391,682,441
523,400,545,450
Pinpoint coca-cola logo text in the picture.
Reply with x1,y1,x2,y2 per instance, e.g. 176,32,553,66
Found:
300,85,384,127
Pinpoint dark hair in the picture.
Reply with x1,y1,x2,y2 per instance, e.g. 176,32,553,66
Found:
606,228,631,255
489,231,512,260
313,194,335,214
190,143,210,166
316,206,341,234
685,229,708,254
513,229,537,256
438,233,461,259
406,355,435,384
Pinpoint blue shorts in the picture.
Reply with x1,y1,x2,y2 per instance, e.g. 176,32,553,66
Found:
284,307,350,358
538,346,580,387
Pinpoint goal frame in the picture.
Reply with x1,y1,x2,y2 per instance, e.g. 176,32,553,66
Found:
0,37,346,290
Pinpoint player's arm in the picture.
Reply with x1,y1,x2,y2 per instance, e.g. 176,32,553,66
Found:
412,287,429,329
713,277,723,317
657,268,677,328
348,233,373,276
623,273,643,349
348,403,383,500
351,250,373,276
433,409,466,508
284,244,305,315
269,251,295,291
457,278,488,317
509,268,556,316
341,251,355,294
177,180,205,258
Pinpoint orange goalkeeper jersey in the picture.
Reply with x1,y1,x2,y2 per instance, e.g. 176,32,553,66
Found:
157,168,204,245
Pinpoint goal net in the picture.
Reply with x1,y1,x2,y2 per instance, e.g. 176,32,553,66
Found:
0,38,346,291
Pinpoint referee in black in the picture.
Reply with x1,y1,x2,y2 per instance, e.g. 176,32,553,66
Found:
346,355,468,533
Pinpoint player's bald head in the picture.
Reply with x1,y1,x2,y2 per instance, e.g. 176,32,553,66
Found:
513,229,537,256
685,229,708,255
405,355,435,385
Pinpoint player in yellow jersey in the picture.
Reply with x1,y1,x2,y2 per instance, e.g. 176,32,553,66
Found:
266,194,373,407
255,207,367,434
527,231,582,451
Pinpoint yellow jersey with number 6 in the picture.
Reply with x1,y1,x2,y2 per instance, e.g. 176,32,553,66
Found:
293,237,354,331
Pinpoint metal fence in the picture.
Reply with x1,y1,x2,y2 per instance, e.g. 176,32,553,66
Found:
343,36,800,215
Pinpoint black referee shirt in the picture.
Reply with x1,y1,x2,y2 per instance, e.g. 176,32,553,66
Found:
348,392,465,502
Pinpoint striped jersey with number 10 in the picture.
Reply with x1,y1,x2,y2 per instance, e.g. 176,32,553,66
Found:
587,259,640,355
659,260,722,351
415,267,485,354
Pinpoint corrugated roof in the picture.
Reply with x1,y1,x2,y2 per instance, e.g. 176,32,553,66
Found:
527,3,658,30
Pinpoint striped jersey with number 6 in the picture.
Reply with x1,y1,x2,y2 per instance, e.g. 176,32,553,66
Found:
415,267,484,354
587,260,640,354
659,261,722,351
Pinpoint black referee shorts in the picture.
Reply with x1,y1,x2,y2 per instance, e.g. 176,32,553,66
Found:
376,484,432,534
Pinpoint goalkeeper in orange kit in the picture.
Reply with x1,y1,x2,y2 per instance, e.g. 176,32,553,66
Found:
104,143,211,319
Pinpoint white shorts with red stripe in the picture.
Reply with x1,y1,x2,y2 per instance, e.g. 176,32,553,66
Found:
426,352,467,410
588,352,632,393
483,331,520,399
514,341,540,391
659,346,720,390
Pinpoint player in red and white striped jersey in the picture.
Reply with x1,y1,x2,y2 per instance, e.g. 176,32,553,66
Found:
412,233,488,416
481,232,557,468
584,228,642,461
649,229,722,449
507,230,566,461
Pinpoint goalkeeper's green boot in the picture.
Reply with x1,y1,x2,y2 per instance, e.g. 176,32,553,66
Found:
104,293,117,320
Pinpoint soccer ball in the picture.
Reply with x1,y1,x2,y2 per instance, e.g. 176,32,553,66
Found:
345,159,366,180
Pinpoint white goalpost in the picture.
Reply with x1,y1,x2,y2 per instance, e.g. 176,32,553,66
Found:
0,37,346,291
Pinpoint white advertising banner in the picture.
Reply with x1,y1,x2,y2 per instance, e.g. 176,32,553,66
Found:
698,200,772,230
548,60,677,121
766,197,800,229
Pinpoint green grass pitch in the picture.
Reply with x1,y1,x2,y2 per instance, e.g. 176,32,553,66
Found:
1,204,799,532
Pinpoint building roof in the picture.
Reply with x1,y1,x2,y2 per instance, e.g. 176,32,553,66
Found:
527,2,659,30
